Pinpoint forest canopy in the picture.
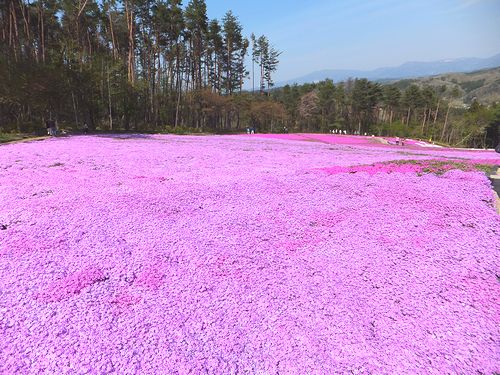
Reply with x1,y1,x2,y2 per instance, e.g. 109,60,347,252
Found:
0,0,281,133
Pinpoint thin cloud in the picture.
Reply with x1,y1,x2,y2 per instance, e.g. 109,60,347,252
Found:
445,0,487,13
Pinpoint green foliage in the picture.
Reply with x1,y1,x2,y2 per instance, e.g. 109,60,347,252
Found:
459,79,486,93
272,76,498,148
383,85,401,108
221,11,247,94
162,125,199,135
402,85,423,109
0,133,24,143
251,34,281,91
371,121,409,138
0,0,281,133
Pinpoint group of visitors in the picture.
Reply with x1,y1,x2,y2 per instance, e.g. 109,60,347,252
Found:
330,129,368,136
45,119,57,136
331,129,347,135
395,137,406,146
44,117,89,136
246,127,256,134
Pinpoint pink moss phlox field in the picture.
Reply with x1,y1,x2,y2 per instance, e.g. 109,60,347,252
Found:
0,134,499,374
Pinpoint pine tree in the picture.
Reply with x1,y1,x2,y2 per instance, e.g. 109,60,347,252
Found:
185,0,208,90
206,19,223,93
221,10,245,95
0,0,288,135
251,35,280,92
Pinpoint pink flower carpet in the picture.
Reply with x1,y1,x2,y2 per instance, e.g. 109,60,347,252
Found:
0,134,499,374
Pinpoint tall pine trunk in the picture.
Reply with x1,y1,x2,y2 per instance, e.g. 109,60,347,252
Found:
441,103,451,141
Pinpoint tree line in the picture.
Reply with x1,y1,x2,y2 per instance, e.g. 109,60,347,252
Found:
0,0,283,133
1,1,497,148
272,79,499,148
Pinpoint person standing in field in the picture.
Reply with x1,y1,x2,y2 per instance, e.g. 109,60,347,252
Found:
83,122,89,134
45,119,52,135
50,119,57,136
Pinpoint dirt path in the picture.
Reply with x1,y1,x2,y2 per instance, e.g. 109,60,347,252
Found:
0,136,49,145
490,167,500,214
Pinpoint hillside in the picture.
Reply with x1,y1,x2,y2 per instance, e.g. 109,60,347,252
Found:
385,67,500,105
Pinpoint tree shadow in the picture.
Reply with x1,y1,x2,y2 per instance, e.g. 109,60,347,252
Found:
94,133,156,140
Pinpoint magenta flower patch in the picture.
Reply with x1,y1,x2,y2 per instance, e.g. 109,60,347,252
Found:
135,265,165,290
36,266,106,303
0,134,499,374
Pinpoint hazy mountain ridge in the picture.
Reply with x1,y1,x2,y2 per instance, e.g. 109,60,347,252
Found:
278,53,500,86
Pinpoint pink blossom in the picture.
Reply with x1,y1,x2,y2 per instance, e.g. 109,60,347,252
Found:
36,265,106,302
0,134,498,373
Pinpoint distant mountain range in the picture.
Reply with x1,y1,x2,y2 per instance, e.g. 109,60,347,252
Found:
277,53,500,86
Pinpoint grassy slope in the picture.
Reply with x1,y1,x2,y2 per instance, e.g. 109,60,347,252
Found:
384,67,500,105
0,134,47,144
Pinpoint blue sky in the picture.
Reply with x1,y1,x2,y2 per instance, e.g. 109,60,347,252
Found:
205,0,500,82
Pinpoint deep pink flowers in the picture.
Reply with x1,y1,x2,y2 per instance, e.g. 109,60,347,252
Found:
36,266,106,303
